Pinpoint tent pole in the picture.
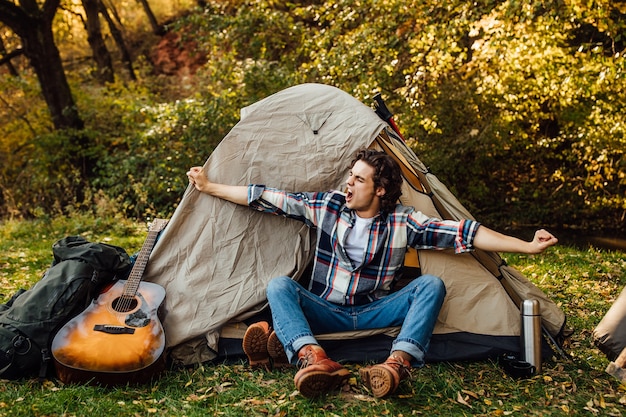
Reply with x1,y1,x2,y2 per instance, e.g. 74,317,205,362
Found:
373,93,406,142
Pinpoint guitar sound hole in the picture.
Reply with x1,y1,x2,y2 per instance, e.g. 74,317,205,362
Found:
112,296,138,313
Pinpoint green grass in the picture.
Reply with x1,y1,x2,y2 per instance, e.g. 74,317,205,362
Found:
1,216,626,416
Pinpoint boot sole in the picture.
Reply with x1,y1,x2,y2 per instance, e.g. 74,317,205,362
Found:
242,322,270,370
295,368,351,398
360,366,396,398
267,331,291,369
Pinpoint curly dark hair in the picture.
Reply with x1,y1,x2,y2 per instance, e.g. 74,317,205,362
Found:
351,149,403,213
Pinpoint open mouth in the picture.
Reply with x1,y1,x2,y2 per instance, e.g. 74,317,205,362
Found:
346,189,353,202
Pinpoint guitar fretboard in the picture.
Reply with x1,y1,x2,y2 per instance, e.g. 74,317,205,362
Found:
122,219,168,298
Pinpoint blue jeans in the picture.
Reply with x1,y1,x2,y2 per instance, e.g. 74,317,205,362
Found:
265,274,446,367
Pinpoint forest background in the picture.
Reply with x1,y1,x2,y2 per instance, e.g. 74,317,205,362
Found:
0,0,624,235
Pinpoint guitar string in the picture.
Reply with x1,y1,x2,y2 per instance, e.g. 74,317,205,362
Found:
116,234,154,315
113,220,166,324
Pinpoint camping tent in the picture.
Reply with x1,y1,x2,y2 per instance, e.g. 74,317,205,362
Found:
142,83,566,366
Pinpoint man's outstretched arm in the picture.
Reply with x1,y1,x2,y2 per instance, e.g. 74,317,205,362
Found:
473,226,558,254
186,166,248,206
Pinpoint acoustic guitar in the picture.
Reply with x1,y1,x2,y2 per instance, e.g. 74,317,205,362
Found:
51,219,168,385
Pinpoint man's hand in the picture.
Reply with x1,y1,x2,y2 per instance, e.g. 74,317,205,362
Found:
187,166,208,192
186,166,249,206
529,229,559,254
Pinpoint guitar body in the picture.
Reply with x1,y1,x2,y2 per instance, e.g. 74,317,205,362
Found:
51,280,166,385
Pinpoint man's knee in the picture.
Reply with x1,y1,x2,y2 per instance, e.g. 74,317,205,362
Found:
420,275,446,293
266,275,295,298
417,274,446,297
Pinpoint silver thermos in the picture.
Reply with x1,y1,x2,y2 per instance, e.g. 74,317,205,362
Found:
521,299,542,373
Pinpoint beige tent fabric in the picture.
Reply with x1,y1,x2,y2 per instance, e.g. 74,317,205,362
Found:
499,265,565,336
142,83,565,365
143,84,387,364
421,250,520,335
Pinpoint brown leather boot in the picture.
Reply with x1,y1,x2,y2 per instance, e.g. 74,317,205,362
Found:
267,330,291,369
242,321,271,370
293,345,350,398
359,354,411,397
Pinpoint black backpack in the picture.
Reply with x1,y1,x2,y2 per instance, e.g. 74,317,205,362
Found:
0,236,132,379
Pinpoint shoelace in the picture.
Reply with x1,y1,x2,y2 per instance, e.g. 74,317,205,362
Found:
297,349,314,369
386,355,412,379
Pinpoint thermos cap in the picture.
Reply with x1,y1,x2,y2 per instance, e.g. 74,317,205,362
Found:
521,299,540,315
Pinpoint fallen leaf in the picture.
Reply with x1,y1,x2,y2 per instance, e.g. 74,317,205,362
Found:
461,389,479,399
250,398,267,405
456,391,472,408
42,380,56,389
186,394,208,402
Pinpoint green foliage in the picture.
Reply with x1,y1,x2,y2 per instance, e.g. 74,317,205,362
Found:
0,0,623,232
430,1,626,230
0,128,92,218
92,95,226,218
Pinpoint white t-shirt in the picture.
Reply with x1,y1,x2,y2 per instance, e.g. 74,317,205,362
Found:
344,215,375,266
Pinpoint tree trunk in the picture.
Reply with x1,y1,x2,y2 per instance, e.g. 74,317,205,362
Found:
82,0,114,83
24,23,85,130
99,2,136,80
136,0,165,35
0,0,84,131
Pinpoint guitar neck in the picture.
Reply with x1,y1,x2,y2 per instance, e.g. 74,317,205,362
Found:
123,219,168,297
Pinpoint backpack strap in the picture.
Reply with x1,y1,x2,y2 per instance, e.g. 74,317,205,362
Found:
39,348,51,379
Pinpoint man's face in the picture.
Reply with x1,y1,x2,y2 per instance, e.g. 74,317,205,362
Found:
345,160,385,218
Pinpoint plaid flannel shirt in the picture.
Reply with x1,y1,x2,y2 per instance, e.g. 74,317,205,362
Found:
248,185,480,306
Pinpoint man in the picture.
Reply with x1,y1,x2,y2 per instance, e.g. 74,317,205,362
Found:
187,149,558,398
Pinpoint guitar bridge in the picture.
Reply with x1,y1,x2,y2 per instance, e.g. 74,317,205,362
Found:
93,324,136,334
